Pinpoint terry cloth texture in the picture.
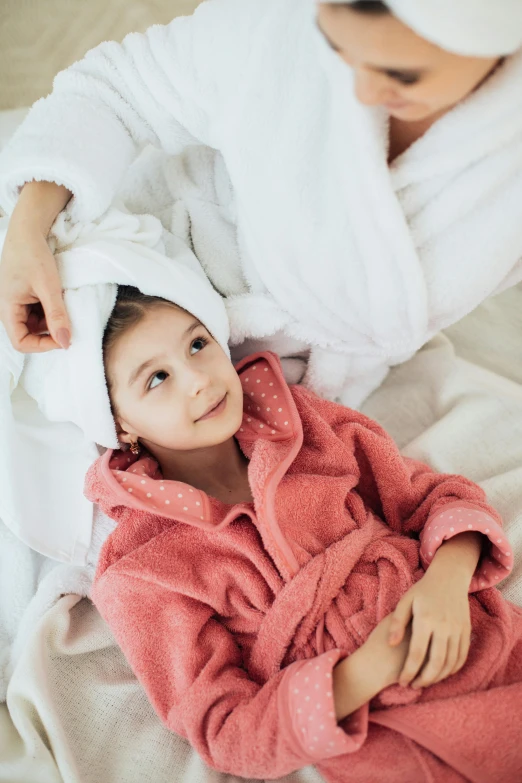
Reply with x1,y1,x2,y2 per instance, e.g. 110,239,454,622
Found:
87,352,522,783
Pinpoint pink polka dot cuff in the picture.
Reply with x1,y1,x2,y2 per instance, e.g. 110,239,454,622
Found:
420,502,513,591
285,651,368,761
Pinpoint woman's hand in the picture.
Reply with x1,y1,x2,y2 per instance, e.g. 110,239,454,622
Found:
387,567,472,690
0,181,72,353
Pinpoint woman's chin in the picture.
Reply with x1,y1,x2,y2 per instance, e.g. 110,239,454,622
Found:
387,103,431,122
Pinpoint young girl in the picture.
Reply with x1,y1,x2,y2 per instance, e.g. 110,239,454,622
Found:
87,285,522,783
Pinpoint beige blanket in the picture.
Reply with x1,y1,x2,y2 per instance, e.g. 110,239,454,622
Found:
1,283,521,783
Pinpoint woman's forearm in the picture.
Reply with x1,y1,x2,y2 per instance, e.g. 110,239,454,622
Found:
11,181,72,236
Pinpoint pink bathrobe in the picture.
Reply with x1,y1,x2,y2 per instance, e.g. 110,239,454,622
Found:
87,352,522,783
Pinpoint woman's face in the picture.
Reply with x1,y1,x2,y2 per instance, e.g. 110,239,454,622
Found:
105,304,244,453
316,5,501,122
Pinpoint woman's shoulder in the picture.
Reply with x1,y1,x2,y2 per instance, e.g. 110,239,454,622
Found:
187,0,314,82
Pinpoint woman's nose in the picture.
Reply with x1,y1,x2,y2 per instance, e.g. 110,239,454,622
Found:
353,67,391,106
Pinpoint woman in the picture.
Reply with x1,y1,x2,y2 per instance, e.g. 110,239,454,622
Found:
1,0,522,405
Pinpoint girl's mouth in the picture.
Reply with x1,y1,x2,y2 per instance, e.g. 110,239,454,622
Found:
197,394,227,421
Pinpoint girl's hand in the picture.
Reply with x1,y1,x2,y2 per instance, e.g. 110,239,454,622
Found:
333,613,413,720
387,568,472,689
362,613,413,690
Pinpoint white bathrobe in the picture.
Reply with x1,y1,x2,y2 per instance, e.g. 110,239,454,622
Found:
1,0,522,406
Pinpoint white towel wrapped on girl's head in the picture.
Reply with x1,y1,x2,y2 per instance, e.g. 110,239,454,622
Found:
0,208,230,564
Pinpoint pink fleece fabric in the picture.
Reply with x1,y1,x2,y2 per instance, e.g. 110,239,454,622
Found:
87,352,522,783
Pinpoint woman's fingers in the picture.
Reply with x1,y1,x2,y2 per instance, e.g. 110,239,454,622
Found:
0,217,71,353
37,272,71,349
411,631,450,689
4,302,59,353
2,276,71,354
399,619,432,686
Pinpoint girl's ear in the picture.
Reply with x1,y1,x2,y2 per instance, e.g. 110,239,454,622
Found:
116,418,136,448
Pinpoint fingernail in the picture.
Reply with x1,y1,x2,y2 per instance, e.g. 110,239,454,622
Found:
57,328,71,349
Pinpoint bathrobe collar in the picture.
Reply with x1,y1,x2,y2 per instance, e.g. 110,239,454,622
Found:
98,352,302,536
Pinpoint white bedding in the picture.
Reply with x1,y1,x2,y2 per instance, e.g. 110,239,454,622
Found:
0,107,521,783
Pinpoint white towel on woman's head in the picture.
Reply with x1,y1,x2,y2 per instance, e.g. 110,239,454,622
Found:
321,0,522,56
0,208,229,564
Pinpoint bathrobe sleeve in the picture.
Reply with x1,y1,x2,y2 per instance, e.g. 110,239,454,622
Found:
0,0,260,221
384,457,513,590
91,568,368,778
297,388,514,591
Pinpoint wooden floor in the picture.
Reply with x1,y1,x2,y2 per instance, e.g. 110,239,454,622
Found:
0,0,201,110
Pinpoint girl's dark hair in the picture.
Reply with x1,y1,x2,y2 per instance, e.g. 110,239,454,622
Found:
343,1,389,13
103,286,185,403
103,285,183,359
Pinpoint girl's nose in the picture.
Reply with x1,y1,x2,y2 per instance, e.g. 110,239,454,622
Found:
186,367,211,397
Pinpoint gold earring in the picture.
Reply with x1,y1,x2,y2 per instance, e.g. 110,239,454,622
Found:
130,439,140,456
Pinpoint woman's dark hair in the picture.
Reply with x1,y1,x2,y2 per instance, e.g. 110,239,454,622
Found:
344,1,389,13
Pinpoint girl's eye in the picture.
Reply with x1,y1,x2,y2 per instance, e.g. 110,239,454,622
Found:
149,371,168,390
190,336,208,355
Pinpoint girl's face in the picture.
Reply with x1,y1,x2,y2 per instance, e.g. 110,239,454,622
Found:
316,5,500,122
105,304,244,453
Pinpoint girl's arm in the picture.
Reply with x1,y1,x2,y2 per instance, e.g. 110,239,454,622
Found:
334,613,412,718
92,567,404,778
300,388,513,591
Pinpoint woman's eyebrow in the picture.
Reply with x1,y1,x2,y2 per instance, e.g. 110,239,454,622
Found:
315,19,425,79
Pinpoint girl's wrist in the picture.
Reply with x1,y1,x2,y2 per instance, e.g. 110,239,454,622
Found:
427,531,483,585
333,646,386,721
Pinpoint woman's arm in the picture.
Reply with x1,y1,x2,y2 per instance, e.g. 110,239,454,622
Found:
0,0,258,351
0,0,256,222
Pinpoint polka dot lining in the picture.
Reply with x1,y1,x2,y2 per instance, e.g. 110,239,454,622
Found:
419,503,513,590
238,357,294,441
287,651,367,759
109,355,295,522
111,451,208,522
